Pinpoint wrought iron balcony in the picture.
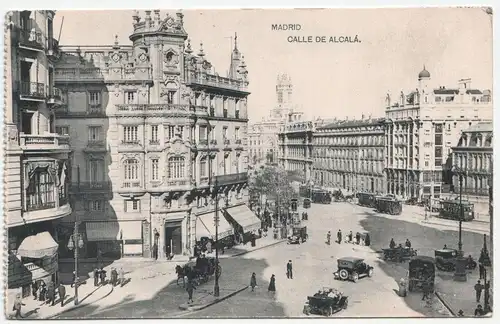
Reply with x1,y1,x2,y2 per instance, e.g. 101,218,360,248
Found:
210,139,217,145
15,24,44,51
198,139,208,146
70,181,112,193
235,139,242,145
47,37,60,59
47,87,62,104
214,172,248,185
19,133,70,152
224,139,231,145
18,81,46,100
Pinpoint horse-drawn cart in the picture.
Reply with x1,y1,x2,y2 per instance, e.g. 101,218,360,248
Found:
175,256,222,286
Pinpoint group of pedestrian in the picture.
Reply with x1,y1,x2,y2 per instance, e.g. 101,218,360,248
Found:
30,280,65,307
334,230,370,246
93,267,126,287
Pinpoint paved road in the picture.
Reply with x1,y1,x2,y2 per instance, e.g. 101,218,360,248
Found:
57,201,483,318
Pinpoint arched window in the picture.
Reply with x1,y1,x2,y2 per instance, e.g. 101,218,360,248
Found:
169,156,185,179
124,159,139,181
26,169,55,211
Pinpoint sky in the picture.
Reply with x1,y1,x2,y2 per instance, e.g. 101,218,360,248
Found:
53,8,493,123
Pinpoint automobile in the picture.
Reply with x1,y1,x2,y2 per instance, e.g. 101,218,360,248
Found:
408,256,435,292
382,247,418,263
303,198,311,209
434,249,477,272
303,287,348,316
334,257,374,282
287,225,308,244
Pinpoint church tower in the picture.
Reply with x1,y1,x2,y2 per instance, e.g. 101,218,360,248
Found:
271,73,293,120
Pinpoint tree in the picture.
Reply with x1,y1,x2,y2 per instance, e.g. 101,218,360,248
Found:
286,169,305,183
249,165,297,210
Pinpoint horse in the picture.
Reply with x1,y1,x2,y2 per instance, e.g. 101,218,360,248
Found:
175,265,190,287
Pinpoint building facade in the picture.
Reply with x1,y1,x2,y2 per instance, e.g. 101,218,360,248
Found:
5,10,71,293
384,67,492,201
277,118,315,182
313,118,385,193
448,121,493,217
53,10,253,260
248,74,300,167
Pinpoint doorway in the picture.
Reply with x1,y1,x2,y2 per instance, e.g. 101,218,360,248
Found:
164,221,182,256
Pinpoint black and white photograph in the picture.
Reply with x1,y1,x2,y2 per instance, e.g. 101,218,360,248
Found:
2,5,495,320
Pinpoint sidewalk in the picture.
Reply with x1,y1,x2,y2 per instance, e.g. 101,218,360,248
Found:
219,236,287,258
178,286,248,312
6,281,113,319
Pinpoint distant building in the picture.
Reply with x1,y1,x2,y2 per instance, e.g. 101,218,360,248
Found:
314,117,385,193
384,67,492,201
248,74,302,167
53,11,256,260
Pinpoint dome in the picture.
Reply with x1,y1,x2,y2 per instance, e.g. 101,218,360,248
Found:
418,66,430,79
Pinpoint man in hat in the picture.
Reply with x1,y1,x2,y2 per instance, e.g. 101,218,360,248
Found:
286,260,293,279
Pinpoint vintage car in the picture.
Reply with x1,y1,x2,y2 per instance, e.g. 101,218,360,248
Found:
434,249,477,272
408,256,435,292
303,198,311,209
382,247,418,262
287,225,308,244
334,257,374,282
303,287,348,316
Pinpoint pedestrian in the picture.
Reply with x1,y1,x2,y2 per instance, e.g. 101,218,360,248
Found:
97,249,103,268
390,238,396,249
405,239,411,248
58,284,66,307
100,267,107,285
474,304,483,316
93,268,99,286
47,281,55,306
186,280,196,304
71,271,76,288
479,263,485,279
206,240,212,254
365,233,371,246
286,260,293,279
337,229,342,244
355,232,361,245
251,233,257,247
443,244,447,249
250,272,257,292
12,294,25,319
268,274,276,295
474,280,484,303
457,309,464,317
111,268,118,286
326,231,331,245
153,243,158,260
119,267,125,287
31,281,38,300
484,280,491,308
39,281,47,302
348,231,353,243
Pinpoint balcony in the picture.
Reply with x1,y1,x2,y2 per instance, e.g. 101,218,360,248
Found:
18,81,46,101
224,139,231,145
235,139,242,145
166,179,192,191
15,25,44,52
46,37,60,59
19,133,70,153
54,67,153,83
214,172,248,186
22,200,71,224
115,104,190,116
210,139,217,145
83,140,107,153
149,140,160,146
209,107,215,117
47,87,62,105
187,72,249,93
70,181,112,193
190,105,208,116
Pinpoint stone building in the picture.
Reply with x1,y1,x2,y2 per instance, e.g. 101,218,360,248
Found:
384,67,492,201
5,10,70,294
53,10,257,260
248,74,299,167
313,117,385,193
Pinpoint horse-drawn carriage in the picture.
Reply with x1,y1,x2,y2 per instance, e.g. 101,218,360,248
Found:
175,256,222,286
303,287,348,316
382,247,417,262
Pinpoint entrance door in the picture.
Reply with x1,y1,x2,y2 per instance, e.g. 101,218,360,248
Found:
165,222,182,255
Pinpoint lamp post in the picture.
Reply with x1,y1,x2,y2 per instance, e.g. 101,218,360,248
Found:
67,221,84,305
479,233,492,312
213,177,220,297
453,165,467,282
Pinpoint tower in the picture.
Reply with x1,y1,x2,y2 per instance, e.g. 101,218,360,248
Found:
271,73,293,119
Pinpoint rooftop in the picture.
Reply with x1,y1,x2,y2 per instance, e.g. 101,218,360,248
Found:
318,117,385,130
463,121,493,133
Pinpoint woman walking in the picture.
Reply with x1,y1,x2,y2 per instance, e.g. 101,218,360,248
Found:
268,274,276,295
250,272,257,292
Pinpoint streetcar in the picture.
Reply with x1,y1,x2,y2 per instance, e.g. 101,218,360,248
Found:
437,199,475,221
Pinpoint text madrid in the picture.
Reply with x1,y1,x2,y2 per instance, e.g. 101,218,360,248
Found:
287,35,361,43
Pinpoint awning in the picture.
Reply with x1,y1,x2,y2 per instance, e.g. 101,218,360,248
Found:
18,232,58,258
196,212,234,241
86,221,143,241
225,204,262,233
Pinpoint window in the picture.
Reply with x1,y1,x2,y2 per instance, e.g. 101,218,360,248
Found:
223,127,228,139
200,157,207,177
124,159,139,181
89,159,104,182
123,126,138,143
178,126,184,139
199,126,207,140
167,126,175,139
151,159,159,181
151,125,159,143
125,91,136,104
56,126,69,135
125,200,140,212
168,156,185,179
167,91,176,104
235,127,240,140
88,126,102,143
224,154,229,174
88,200,103,212
26,169,55,211
88,91,101,112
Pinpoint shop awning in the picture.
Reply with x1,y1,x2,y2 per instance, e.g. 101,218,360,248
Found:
225,204,262,233
18,232,58,259
86,221,143,241
196,212,234,241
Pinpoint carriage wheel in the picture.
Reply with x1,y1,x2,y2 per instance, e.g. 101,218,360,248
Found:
326,306,333,317
339,269,349,280
343,299,348,309
368,269,374,277
352,272,359,282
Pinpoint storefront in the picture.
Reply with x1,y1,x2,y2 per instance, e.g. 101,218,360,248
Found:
195,211,234,242
224,203,262,235
85,221,143,258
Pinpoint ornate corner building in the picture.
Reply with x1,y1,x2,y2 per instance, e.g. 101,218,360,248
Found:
52,11,251,260
384,67,492,201
5,10,70,293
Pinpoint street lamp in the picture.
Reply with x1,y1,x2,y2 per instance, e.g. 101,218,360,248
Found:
67,222,84,305
452,165,467,282
478,233,492,312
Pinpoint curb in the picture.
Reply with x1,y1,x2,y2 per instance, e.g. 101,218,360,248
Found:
46,285,114,319
422,220,487,233
230,240,287,257
179,286,249,312
434,291,456,317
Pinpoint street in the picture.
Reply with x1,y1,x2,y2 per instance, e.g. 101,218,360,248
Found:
53,200,488,318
